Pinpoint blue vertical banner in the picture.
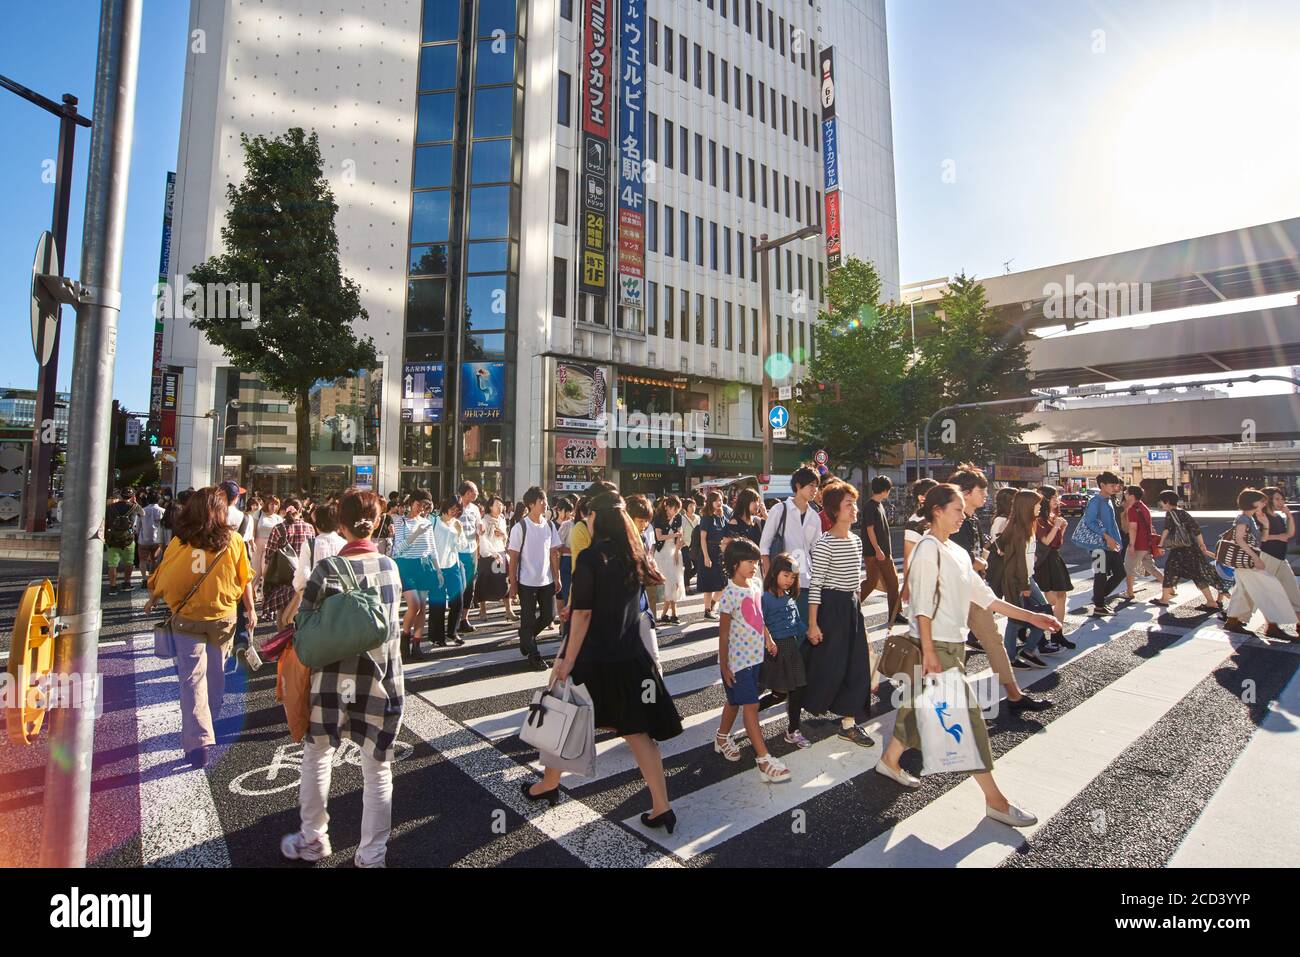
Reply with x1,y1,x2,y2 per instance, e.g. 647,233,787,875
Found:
616,0,646,309
460,361,506,422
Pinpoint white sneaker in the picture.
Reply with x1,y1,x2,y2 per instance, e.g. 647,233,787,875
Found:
874,760,922,788
986,803,1037,828
280,831,331,862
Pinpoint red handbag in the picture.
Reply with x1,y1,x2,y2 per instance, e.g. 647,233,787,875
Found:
260,625,295,662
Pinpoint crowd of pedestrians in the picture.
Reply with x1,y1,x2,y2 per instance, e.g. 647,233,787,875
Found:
122,461,1296,864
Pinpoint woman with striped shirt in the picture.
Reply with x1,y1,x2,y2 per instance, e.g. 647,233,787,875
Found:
804,481,875,748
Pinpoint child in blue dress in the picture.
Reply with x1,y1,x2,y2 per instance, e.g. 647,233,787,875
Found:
760,553,811,748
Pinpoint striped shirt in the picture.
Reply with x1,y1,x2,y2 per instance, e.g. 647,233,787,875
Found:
808,531,865,605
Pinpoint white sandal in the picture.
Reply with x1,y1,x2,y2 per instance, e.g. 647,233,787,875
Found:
714,731,742,762
756,754,791,783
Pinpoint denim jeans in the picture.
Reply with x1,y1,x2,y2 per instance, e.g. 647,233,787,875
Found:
1004,579,1051,662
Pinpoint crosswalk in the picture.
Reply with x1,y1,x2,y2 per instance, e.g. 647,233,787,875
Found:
4,567,1297,868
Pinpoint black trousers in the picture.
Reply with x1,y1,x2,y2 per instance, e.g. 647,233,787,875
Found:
429,593,463,645
517,584,555,657
1092,548,1126,606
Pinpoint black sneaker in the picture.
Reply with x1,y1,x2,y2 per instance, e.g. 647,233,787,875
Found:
837,724,875,748
1091,604,1110,618
1010,656,1033,670
703,610,718,621
445,634,465,647
120,582,134,592
107,584,118,595
458,619,476,634
965,635,982,651
527,653,550,672
1038,640,1062,655
1021,651,1049,667
1055,632,1077,650
894,614,909,625
1007,693,1054,712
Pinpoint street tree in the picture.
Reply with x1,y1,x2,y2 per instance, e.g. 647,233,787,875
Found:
188,128,377,490
793,257,937,480
920,272,1037,468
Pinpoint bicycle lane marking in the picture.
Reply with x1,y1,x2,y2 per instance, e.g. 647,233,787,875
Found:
226,739,416,797
131,636,231,867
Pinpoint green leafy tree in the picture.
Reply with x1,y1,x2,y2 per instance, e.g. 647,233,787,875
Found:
189,128,377,489
920,273,1037,468
793,258,938,480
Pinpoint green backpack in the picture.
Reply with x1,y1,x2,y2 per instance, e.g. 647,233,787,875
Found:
293,556,391,668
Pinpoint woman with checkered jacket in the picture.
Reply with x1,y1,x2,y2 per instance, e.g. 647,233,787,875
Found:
280,488,405,868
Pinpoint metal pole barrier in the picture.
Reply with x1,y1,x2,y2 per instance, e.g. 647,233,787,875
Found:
39,0,142,868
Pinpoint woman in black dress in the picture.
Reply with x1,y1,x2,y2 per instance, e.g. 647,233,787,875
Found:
723,487,765,549
522,493,683,832
1155,490,1228,611
695,490,729,618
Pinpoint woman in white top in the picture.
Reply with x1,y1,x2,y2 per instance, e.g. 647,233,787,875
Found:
427,497,473,648
253,496,283,592
475,495,512,621
651,495,686,622
874,484,1062,829
899,478,938,608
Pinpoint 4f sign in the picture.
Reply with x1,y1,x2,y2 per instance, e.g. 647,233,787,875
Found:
769,405,789,430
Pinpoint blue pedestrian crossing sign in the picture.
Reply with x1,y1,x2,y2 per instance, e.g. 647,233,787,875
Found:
769,405,789,430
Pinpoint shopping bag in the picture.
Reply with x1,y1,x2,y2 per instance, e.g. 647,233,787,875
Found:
276,643,312,743
916,668,985,776
518,679,596,778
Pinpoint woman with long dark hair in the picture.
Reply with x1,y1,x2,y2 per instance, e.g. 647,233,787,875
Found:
695,491,729,618
1033,485,1073,649
144,487,256,767
522,492,683,831
724,487,765,548
993,489,1058,668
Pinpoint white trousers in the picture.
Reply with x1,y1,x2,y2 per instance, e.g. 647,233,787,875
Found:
1261,553,1300,614
298,739,393,867
1227,565,1298,626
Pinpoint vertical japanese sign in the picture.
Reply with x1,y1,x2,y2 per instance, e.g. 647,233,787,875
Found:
818,48,842,270
579,0,613,300
160,372,178,452
616,0,646,309
149,172,176,435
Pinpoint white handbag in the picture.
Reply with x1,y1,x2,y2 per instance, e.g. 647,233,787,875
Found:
518,679,596,778
916,667,987,776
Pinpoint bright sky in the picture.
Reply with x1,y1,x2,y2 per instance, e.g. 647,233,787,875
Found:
0,1,1296,415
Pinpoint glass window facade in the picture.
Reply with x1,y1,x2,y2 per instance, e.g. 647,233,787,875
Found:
402,0,524,496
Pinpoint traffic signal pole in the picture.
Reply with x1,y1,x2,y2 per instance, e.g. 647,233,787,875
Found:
39,0,142,868
0,76,92,532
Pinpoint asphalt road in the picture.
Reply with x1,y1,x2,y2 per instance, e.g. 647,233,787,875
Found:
0,539,1296,868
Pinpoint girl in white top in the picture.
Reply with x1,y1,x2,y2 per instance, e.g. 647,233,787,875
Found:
475,496,513,621
874,484,1062,829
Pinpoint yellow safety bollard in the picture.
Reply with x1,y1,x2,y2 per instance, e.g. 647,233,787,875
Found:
6,580,58,745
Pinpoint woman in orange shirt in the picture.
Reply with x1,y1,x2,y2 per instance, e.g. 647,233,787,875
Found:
145,487,256,768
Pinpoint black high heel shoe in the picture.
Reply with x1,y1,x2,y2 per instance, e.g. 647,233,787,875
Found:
640,808,676,835
520,779,560,806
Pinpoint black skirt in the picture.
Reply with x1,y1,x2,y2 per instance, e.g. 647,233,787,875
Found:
760,636,807,693
801,589,872,718
695,552,726,592
475,554,508,601
1033,549,1071,592
571,654,683,742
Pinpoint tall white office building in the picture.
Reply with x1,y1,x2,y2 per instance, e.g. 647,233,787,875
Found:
160,0,898,498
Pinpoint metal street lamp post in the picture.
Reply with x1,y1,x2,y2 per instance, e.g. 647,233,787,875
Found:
754,223,822,479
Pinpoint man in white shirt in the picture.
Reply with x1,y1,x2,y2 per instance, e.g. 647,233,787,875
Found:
508,486,562,671
759,467,825,624
456,481,482,634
